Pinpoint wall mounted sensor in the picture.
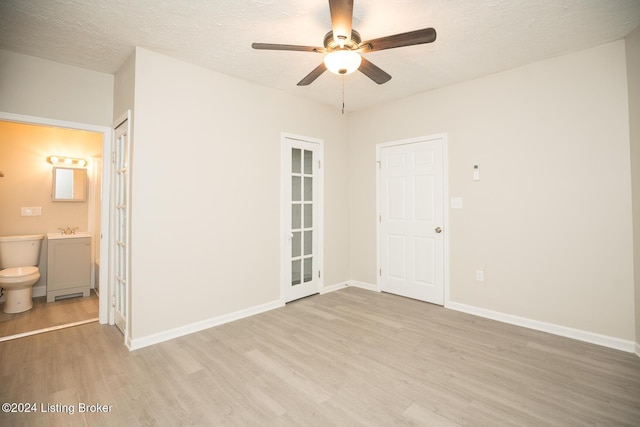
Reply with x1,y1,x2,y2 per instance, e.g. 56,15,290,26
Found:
473,164,480,181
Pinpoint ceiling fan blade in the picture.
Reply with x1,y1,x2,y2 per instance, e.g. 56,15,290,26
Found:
328,0,354,41
252,43,324,53
297,63,327,86
360,28,436,52
359,57,391,84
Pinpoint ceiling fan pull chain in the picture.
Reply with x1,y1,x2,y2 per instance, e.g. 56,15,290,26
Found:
341,75,344,114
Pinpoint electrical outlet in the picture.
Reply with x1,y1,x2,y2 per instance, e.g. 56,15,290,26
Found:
475,270,485,282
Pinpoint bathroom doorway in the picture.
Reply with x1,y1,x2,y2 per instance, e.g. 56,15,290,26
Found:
0,112,112,338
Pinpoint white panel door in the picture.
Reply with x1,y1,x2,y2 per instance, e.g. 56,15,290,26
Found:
378,138,444,304
281,134,323,303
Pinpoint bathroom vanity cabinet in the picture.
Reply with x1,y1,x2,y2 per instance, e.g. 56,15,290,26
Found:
47,234,91,302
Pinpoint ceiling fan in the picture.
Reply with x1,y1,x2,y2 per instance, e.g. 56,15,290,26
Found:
252,0,437,86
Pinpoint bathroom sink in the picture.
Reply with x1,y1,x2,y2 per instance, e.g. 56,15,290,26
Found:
47,232,91,240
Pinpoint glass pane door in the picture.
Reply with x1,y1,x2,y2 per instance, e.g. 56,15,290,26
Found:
113,120,130,336
291,147,313,287
282,134,322,303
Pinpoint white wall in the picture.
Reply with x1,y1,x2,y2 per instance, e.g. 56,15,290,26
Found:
2,41,636,349
113,51,136,121
626,26,640,349
129,48,350,340
349,41,635,341
0,50,113,126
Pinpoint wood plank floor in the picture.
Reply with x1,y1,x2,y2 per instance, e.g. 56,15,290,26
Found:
1,287,639,426
0,291,98,340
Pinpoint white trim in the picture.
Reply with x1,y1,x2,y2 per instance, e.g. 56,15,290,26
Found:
322,281,380,294
342,283,636,354
447,301,636,353
442,137,451,307
376,133,449,306
320,282,348,294
0,318,98,342
0,111,111,326
348,281,379,292
129,299,285,351
87,156,99,291
0,112,109,134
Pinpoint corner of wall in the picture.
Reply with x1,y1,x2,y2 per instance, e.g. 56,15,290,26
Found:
625,25,640,351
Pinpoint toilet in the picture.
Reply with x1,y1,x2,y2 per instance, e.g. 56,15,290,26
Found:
0,234,44,313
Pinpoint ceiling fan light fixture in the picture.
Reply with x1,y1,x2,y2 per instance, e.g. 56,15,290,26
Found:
324,50,362,75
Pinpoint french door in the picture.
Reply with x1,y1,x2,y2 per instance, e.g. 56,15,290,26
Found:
111,113,131,338
281,134,323,303
378,136,445,305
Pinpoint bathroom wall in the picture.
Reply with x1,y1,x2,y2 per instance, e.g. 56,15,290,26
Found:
0,120,102,296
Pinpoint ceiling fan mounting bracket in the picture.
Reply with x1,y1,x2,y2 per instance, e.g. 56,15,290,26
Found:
324,30,361,51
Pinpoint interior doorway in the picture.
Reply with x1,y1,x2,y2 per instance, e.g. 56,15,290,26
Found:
377,135,447,305
0,112,112,326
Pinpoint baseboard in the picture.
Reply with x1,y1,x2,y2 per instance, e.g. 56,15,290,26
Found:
129,299,285,351
635,342,640,358
32,285,46,298
347,280,379,292
320,280,379,294
320,282,348,294
447,301,636,353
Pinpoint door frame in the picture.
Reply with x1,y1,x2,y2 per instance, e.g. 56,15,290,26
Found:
0,111,112,324
375,133,450,306
280,132,324,303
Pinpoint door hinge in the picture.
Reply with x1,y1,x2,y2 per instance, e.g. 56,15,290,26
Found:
377,160,381,169
378,214,382,223
318,160,321,169
379,268,382,276
318,270,321,279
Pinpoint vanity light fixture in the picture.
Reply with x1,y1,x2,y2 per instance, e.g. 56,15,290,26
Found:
47,156,87,167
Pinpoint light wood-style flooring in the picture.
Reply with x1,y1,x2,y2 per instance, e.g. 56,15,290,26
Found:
0,291,98,340
1,287,639,426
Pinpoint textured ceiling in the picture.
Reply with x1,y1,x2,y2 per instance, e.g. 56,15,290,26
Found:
1,0,639,112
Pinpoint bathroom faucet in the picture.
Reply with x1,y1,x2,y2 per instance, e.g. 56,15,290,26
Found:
58,227,78,235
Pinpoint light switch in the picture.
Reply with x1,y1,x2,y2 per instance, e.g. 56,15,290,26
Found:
21,207,42,216
450,197,463,209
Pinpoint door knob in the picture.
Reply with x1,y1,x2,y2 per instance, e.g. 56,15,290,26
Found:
435,227,442,233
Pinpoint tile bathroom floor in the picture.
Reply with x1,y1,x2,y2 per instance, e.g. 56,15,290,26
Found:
0,290,98,340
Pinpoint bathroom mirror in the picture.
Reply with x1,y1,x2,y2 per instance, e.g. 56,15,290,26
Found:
52,167,87,202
